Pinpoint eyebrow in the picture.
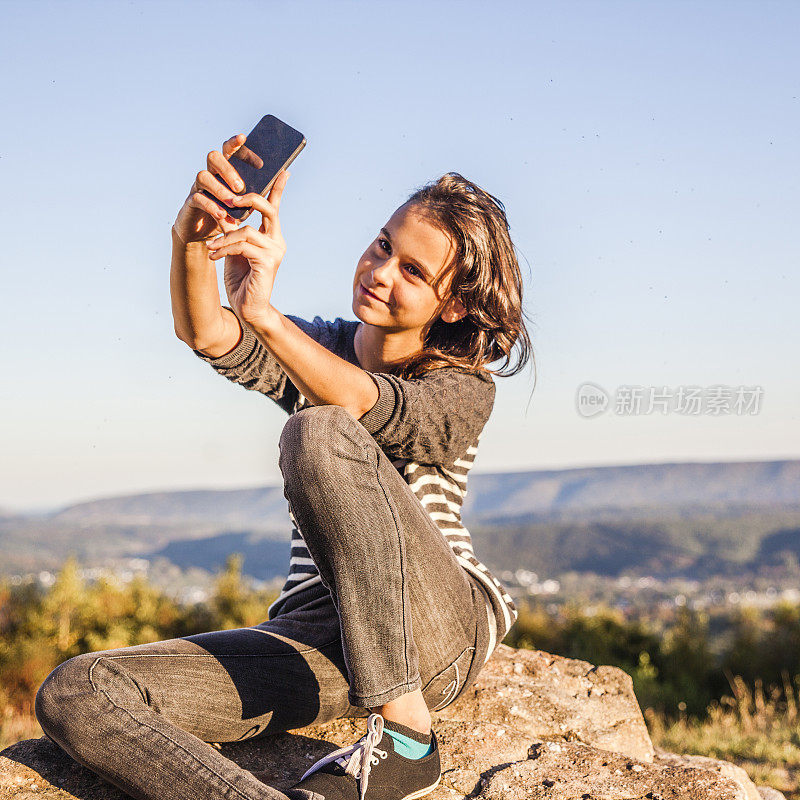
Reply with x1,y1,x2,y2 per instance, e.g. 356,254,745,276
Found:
380,227,434,279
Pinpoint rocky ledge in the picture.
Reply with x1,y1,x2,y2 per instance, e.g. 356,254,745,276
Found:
0,644,785,799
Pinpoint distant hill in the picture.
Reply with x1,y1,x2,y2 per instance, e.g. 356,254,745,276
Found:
49,486,291,530
26,458,800,526
468,509,800,579
462,459,800,523
2,459,798,581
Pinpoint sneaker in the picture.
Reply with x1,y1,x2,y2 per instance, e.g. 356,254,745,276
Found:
287,713,441,800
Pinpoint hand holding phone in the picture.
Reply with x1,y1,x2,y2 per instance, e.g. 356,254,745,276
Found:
174,115,305,243
174,134,247,243
205,171,292,329
200,114,306,221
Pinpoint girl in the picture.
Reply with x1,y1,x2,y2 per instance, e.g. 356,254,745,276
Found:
35,132,532,800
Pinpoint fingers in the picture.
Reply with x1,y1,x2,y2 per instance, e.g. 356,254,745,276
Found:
221,134,246,160
207,241,263,261
232,171,290,234
206,229,277,261
267,169,290,212
205,225,264,256
205,149,245,195
194,167,241,211
236,144,264,171
216,214,239,234
189,184,229,217
232,192,277,231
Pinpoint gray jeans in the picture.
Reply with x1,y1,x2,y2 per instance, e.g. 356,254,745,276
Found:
34,405,494,800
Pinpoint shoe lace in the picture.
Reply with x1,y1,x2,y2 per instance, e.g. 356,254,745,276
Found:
299,713,388,800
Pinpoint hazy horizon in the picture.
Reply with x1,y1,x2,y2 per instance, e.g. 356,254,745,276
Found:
7,454,799,516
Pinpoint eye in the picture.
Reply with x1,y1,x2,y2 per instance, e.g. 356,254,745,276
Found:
375,237,424,280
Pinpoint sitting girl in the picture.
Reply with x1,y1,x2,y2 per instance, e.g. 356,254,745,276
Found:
35,131,532,800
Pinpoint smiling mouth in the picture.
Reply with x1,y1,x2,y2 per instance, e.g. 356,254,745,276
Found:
360,284,387,303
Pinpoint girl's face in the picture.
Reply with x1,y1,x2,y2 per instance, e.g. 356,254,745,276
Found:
352,202,465,338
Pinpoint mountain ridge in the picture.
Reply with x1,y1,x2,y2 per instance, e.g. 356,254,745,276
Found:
2,458,797,582
20,458,800,524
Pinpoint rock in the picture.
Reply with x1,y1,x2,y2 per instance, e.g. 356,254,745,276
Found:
0,644,780,799
654,747,762,800
437,643,655,762
475,740,744,799
757,787,788,800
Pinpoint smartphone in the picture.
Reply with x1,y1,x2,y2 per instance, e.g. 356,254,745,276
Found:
203,114,306,221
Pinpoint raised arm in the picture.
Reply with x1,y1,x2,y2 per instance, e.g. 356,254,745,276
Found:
171,230,242,357
171,133,253,357
192,307,354,415
171,130,380,416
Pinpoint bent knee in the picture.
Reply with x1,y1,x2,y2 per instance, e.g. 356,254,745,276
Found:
280,405,352,451
35,653,103,738
279,405,368,473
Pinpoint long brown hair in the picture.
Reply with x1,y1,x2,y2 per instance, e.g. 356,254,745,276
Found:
389,173,534,387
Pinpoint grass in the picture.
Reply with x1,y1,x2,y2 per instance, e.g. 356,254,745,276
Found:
646,673,800,799
0,708,43,751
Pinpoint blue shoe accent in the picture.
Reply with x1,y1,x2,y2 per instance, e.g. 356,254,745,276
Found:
384,727,434,759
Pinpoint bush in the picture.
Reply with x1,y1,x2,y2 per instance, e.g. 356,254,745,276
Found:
0,554,277,718
505,599,800,719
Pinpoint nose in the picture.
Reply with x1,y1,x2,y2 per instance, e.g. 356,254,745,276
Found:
369,256,397,286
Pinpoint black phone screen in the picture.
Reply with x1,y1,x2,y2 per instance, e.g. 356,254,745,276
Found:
203,114,305,221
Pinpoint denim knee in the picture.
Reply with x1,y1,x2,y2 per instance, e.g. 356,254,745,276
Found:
35,653,102,753
279,405,370,487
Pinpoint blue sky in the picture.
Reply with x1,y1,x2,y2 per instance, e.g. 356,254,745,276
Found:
1,0,797,511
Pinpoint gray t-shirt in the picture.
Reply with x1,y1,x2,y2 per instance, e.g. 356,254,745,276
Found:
193,308,517,653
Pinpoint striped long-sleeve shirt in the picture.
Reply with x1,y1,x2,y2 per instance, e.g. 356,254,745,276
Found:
193,308,518,651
